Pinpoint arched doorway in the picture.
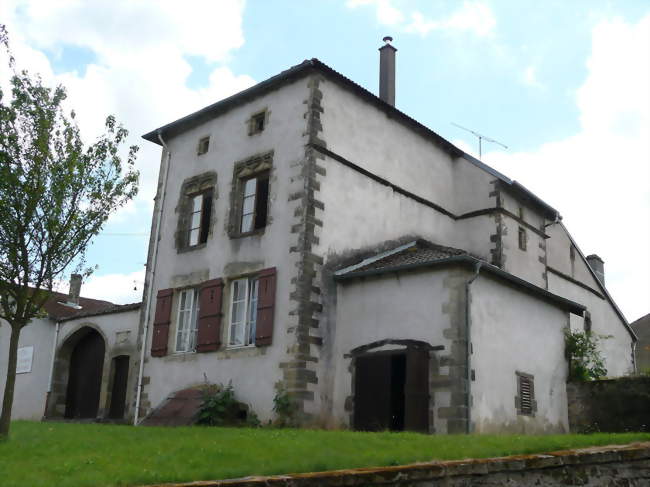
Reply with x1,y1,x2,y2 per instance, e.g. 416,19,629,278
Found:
64,328,105,419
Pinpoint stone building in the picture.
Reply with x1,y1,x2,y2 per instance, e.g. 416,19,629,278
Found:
0,276,140,421
1,40,638,433
132,40,636,434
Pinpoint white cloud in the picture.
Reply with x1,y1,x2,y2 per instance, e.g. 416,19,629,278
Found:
347,0,405,26
1,0,253,222
522,65,545,90
81,269,146,305
347,0,496,37
483,15,650,321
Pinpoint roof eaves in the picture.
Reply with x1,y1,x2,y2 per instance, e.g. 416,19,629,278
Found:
59,302,142,322
335,255,585,315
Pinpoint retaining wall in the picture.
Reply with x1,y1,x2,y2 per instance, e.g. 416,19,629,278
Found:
146,442,650,487
567,377,650,433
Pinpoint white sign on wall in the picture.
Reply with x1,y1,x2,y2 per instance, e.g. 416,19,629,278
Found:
16,346,34,374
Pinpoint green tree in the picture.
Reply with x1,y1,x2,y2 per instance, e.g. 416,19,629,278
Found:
0,26,139,440
565,329,608,381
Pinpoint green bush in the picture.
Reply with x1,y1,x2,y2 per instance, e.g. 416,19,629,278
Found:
197,382,260,427
272,382,297,427
565,329,607,381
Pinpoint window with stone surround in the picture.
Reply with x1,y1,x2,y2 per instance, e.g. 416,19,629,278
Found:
247,109,268,136
228,277,259,347
518,226,527,251
197,136,210,155
175,288,200,353
176,172,217,251
229,152,272,238
515,372,536,416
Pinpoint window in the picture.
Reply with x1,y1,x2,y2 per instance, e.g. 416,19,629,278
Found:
584,311,592,334
187,190,213,247
175,288,200,353
197,136,210,155
176,172,217,251
248,110,267,135
518,206,524,220
518,226,527,251
229,152,273,237
229,277,259,347
239,172,269,233
570,245,576,277
515,372,535,416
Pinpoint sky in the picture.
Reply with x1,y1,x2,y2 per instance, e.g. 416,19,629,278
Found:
1,0,648,322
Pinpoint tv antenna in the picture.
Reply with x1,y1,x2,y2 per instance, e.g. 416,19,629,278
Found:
452,122,508,159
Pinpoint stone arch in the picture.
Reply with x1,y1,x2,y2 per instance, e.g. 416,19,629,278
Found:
47,324,109,419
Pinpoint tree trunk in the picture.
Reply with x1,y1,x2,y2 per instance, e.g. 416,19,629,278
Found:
0,324,22,440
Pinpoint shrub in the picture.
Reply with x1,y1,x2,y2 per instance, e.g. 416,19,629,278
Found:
197,382,259,427
272,382,297,427
565,329,607,381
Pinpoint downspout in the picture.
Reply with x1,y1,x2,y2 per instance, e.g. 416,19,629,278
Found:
44,320,61,418
134,130,172,425
465,261,482,434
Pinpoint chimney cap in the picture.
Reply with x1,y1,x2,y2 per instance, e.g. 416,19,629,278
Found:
379,36,397,51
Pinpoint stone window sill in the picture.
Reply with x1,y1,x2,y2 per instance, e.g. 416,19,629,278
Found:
177,242,207,254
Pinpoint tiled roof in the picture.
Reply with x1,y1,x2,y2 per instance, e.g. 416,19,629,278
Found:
58,302,141,322
335,240,468,277
42,291,114,320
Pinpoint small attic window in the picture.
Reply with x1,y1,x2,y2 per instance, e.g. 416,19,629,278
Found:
518,206,524,220
248,110,267,136
197,136,210,155
515,372,536,416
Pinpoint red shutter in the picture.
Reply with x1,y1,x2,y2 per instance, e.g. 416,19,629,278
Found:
151,288,173,357
196,278,224,352
255,267,276,346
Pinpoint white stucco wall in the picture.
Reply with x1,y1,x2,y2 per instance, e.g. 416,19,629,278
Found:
319,80,458,214
142,78,311,421
470,276,570,434
0,317,55,420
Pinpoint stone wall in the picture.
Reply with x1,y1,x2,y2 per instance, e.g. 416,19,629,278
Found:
567,377,650,433
144,442,650,487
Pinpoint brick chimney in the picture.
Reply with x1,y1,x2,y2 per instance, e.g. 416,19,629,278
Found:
68,274,82,305
586,255,605,286
379,36,397,106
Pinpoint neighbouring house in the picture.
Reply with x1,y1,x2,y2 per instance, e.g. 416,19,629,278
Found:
1,39,638,433
0,276,140,421
631,314,650,373
133,39,636,434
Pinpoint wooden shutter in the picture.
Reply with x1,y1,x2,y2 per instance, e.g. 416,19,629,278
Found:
151,289,173,357
404,347,430,432
196,278,224,352
255,267,276,346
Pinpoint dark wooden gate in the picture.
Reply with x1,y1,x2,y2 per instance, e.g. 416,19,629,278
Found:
354,353,392,431
108,355,129,419
353,347,429,433
404,348,430,432
64,329,105,419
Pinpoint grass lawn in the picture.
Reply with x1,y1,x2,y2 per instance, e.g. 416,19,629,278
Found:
1,422,649,487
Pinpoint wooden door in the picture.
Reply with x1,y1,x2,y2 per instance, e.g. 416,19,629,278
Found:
404,347,430,432
108,355,129,419
353,354,392,431
65,330,105,419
